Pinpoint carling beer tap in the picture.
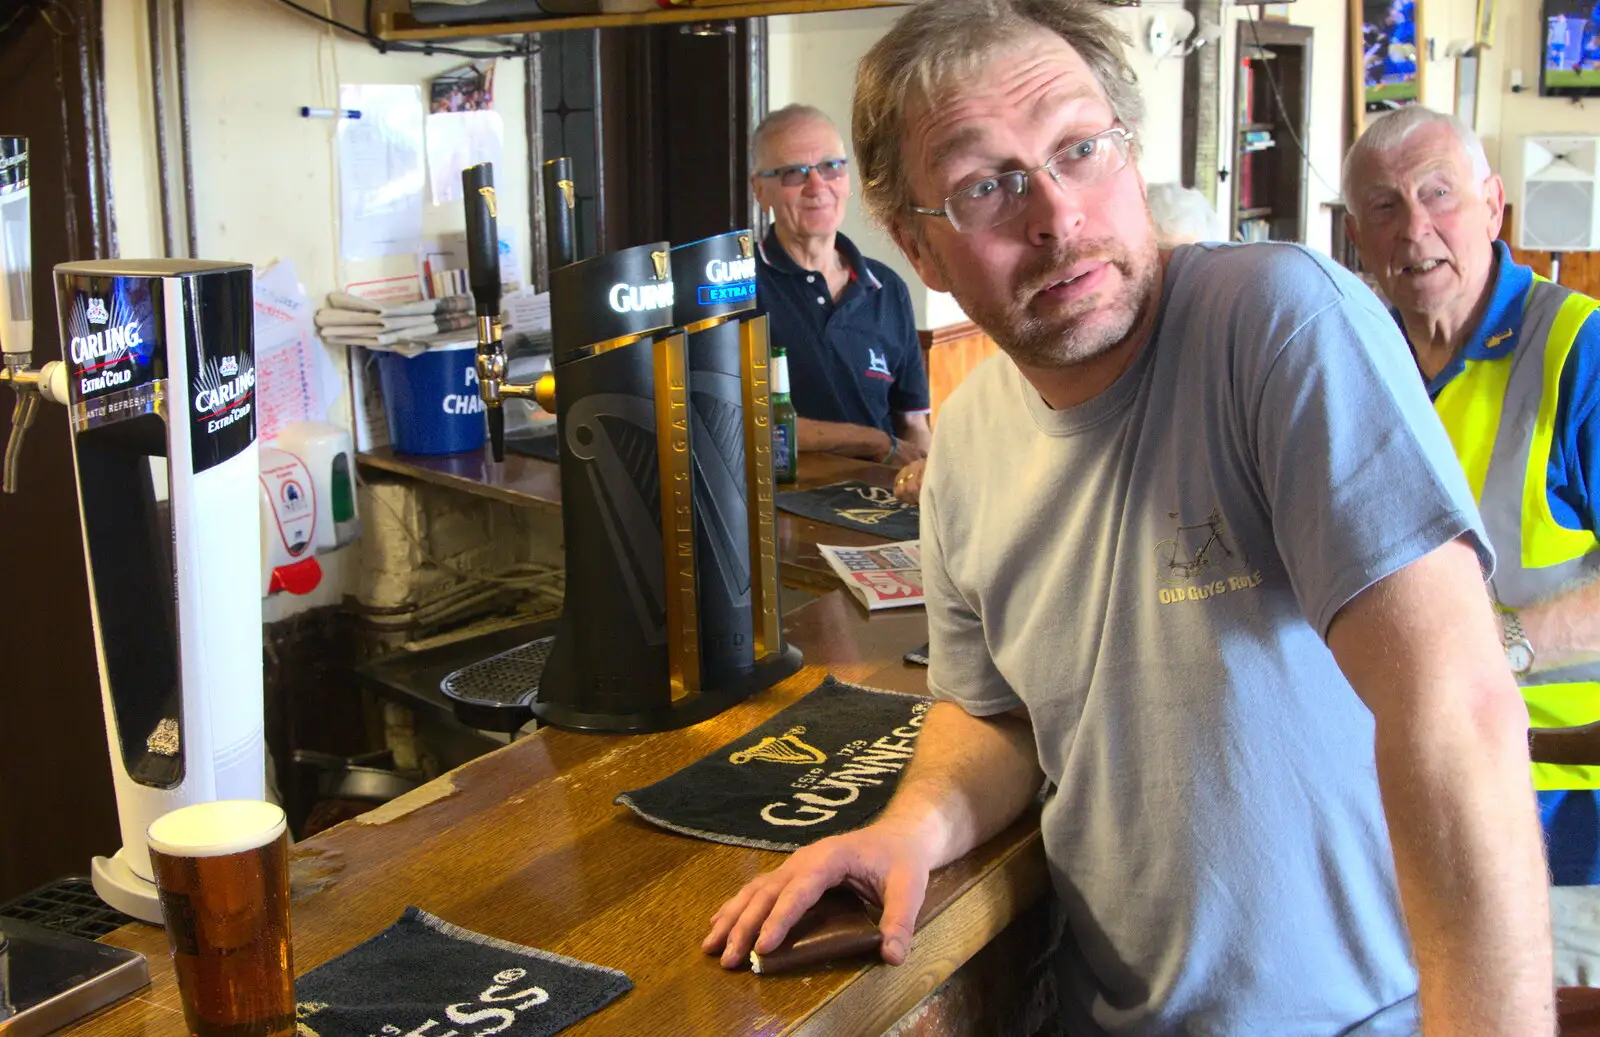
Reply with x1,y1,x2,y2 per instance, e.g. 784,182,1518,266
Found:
460,160,799,733
1,245,264,921
3,138,263,925
59,259,264,923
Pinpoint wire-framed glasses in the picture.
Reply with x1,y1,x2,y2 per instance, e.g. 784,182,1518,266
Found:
755,158,849,188
910,127,1135,233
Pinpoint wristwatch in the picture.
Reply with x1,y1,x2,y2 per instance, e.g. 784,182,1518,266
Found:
1500,607,1536,675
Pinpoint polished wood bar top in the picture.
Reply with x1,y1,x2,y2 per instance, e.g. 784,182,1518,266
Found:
358,445,905,593
67,592,1045,1037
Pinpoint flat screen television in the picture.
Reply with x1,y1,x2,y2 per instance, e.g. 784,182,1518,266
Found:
1361,0,1422,111
1542,0,1600,97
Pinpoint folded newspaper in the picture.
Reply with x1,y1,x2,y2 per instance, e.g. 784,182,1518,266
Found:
817,540,924,610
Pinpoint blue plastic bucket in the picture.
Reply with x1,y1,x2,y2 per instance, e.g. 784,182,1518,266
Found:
375,343,488,456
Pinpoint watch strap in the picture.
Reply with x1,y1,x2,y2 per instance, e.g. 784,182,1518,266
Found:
1501,607,1527,648
1499,606,1535,673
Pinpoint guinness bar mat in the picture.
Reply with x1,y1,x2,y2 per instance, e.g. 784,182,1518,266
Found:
614,676,932,851
506,431,560,463
295,907,632,1037
776,481,920,541
904,643,930,666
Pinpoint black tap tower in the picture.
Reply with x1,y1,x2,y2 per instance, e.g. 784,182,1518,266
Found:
464,161,800,732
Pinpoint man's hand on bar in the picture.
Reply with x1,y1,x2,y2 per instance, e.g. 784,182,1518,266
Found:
893,458,926,505
702,822,934,968
704,702,1043,972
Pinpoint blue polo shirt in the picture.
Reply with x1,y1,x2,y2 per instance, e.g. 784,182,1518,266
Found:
757,228,930,438
1398,240,1600,885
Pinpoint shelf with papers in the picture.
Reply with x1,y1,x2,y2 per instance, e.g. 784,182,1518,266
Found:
370,0,909,40
355,446,903,590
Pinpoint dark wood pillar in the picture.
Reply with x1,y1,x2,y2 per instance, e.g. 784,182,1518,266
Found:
0,0,121,903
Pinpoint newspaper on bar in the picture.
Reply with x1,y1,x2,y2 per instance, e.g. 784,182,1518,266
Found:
817,540,924,610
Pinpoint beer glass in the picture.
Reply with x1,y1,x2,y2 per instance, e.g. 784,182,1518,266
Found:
147,800,294,1037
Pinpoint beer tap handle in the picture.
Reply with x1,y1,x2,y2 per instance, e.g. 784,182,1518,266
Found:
542,157,576,271
462,163,506,461
0,360,60,494
463,163,502,321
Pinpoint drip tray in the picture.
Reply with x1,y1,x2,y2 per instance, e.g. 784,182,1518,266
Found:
0,877,132,941
0,915,149,1036
355,619,561,738
440,637,555,733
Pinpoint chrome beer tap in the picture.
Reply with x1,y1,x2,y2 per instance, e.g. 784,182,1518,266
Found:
462,162,536,462
0,135,66,493
463,159,568,460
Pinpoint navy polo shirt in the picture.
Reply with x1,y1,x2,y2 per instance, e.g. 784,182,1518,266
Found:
757,228,930,437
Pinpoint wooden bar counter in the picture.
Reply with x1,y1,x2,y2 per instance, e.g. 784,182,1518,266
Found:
358,446,905,592
65,591,1047,1037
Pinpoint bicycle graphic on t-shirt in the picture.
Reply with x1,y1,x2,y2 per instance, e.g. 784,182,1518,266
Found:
1154,507,1249,585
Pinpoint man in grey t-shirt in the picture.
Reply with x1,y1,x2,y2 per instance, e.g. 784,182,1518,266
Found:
704,0,1554,1031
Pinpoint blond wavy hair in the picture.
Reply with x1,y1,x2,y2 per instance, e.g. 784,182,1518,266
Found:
852,0,1144,233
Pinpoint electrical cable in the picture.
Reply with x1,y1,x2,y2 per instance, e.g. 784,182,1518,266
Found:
269,0,535,60
1242,6,1342,200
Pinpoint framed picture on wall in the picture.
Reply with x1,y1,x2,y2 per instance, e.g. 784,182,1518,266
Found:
1349,0,1425,135
1475,0,1498,47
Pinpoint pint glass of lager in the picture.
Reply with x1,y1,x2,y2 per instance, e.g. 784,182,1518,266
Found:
147,800,294,1037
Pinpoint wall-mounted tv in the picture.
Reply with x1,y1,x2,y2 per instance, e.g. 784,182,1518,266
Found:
1361,0,1422,112
1542,0,1600,97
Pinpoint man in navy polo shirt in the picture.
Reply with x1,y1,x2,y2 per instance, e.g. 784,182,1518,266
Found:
751,105,932,475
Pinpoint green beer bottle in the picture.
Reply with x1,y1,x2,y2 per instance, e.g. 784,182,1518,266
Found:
770,346,798,484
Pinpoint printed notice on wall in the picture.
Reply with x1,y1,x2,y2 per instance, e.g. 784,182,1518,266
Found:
337,84,425,261
426,110,504,207
254,260,337,444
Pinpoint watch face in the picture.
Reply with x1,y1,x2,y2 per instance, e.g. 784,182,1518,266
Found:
1508,642,1535,674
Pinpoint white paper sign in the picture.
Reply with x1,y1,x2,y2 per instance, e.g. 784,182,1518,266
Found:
338,84,426,261
503,289,550,333
426,109,505,208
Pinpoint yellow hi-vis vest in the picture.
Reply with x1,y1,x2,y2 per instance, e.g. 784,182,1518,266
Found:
1432,278,1600,791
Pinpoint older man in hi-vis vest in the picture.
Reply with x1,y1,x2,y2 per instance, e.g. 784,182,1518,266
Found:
1345,104,1600,982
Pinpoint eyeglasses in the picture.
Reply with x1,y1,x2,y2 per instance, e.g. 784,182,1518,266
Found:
910,127,1136,233
756,158,849,188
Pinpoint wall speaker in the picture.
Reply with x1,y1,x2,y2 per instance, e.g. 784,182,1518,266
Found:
1520,135,1600,252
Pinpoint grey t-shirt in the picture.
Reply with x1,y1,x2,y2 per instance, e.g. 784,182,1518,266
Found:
921,242,1490,1035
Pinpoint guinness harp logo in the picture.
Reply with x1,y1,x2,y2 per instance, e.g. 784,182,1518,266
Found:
478,185,497,218
738,233,753,259
839,508,898,526
557,178,576,209
650,249,670,282
729,726,827,766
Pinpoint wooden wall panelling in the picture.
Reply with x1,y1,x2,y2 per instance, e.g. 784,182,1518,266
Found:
1503,203,1600,301
1509,248,1600,302
0,0,121,903
918,322,999,426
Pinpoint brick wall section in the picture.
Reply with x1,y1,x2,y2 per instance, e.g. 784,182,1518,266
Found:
356,475,565,651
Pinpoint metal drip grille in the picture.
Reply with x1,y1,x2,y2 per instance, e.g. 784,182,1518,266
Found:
440,637,555,708
0,876,133,939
